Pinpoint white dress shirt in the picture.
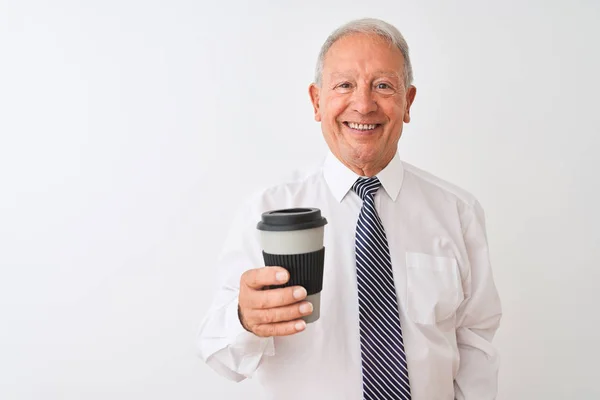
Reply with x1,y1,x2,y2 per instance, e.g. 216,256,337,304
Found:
197,152,502,400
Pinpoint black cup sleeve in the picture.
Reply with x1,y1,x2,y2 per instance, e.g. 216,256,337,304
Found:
262,247,325,295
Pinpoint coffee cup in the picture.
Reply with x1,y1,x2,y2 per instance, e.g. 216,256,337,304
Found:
257,208,327,323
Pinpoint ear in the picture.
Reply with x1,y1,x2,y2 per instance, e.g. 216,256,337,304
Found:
309,83,322,122
403,85,417,123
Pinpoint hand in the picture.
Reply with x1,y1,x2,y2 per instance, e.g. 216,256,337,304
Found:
238,266,313,337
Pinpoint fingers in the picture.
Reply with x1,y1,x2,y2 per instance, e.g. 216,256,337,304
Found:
239,298,314,337
253,319,307,337
249,285,307,309
242,266,289,290
239,266,313,337
247,301,313,325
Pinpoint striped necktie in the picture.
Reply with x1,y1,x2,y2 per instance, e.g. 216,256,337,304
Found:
353,177,411,400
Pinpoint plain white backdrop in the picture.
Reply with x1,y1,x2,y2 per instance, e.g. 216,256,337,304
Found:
1,0,599,399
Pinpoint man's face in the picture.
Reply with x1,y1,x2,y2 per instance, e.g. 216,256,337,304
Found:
309,33,416,174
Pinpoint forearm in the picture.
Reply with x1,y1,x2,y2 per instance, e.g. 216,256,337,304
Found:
197,293,274,381
454,320,501,399
454,200,502,399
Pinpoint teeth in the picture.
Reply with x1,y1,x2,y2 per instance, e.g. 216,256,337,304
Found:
348,122,377,130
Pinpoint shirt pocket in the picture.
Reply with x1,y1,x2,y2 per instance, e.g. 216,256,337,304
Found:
405,252,464,325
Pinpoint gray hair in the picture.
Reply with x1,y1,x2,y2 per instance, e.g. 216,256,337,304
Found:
314,18,414,89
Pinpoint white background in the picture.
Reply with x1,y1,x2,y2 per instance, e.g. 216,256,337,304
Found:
1,0,599,399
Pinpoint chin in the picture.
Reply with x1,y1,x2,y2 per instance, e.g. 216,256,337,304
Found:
346,147,381,164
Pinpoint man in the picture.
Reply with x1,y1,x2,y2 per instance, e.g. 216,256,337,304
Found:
197,18,502,400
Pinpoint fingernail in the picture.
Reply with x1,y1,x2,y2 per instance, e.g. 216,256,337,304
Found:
293,287,307,300
299,302,313,314
295,321,306,331
276,271,288,282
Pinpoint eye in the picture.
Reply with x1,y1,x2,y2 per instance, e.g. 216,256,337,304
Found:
374,82,396,95
333,82,353,93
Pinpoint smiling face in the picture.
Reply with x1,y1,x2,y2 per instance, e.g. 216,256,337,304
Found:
309,33,416,177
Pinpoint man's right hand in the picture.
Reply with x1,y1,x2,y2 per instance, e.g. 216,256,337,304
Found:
238,266,313,337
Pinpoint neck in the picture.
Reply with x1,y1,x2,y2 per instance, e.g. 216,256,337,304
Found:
335,151,395,177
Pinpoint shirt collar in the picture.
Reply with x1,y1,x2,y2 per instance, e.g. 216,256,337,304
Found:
323,151,404,203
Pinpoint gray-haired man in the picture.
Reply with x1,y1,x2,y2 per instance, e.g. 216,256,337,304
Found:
197,18,502,400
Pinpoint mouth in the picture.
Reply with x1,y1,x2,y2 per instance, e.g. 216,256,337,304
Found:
343,121,382,133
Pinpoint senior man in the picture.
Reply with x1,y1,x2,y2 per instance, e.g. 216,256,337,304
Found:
197,18,502,400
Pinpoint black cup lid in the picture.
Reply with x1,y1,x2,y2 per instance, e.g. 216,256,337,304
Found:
257,208,328,232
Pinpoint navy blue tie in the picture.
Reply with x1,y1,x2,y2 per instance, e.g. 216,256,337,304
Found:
353,177,411,400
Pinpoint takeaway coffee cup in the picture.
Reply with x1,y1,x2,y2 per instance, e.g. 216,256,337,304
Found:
257,208,327,324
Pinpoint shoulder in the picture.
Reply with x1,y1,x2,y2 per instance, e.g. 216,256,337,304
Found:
245,165,324,210
401,161,488,232
401,161,480,210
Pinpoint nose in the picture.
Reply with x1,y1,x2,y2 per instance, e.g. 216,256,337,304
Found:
351,85,377,115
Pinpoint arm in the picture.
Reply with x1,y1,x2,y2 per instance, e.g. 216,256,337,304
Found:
195,201,274,382
196,197,310,381
454,200,502,399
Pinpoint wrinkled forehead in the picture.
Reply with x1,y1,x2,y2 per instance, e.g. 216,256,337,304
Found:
322,33,405,81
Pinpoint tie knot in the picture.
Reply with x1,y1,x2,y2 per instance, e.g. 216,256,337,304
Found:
352,177,381,200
